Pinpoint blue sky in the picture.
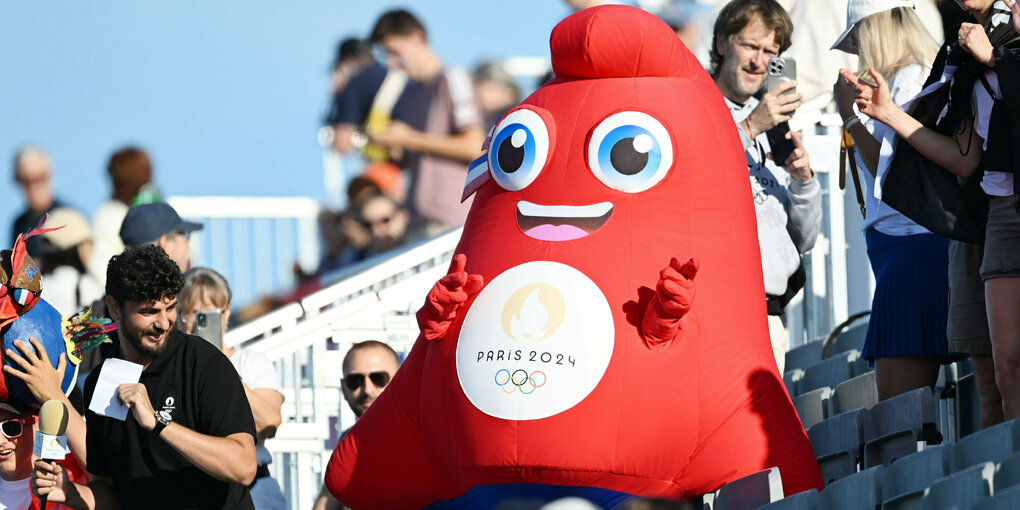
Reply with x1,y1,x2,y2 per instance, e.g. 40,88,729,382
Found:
0,1,572,243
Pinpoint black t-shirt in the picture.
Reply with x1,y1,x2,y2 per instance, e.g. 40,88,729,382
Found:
83,329,257,510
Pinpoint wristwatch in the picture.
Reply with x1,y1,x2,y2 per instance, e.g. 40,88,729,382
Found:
152,410,173,437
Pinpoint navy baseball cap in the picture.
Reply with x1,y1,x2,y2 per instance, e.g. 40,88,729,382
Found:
119,202,203,246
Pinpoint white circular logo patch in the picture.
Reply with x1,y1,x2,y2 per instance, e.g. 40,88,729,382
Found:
456,261,614,420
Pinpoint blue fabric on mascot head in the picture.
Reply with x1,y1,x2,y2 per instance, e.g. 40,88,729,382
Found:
1,298,77,407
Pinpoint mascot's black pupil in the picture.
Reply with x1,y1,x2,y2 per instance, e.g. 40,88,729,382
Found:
610,137,649,175
497,131,526,173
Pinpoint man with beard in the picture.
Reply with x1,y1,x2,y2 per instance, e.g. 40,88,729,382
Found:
312,340,400,510
711,0,821,374
31,245,258,510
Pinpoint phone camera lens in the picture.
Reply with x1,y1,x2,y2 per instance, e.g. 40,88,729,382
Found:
197,314,206,327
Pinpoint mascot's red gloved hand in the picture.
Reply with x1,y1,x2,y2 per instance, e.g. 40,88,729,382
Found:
417,254,485,341
641,257,698,350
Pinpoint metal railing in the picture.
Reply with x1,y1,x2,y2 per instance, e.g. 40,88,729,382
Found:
167,196,322,308
226,228,462,510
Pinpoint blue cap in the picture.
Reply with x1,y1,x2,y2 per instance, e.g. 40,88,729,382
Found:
119,202,203,246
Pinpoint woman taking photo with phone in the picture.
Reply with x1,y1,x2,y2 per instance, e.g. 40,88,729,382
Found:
178,268,287,509
840,0,1020,422
832,1,951,402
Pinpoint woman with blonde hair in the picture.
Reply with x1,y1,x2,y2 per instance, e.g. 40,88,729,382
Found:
832,1,955,402
177,267,287,509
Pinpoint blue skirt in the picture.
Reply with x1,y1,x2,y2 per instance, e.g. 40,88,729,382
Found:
862,229,953,360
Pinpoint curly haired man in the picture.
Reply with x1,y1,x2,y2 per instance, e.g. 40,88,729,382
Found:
32,245,258,510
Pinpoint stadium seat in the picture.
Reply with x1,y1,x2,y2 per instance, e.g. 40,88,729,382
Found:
951,419,1020,472
825,323,868,359
956,372,981,441
973,484,1020,510
807,408,866,485
793,388,831,430
862,387,941,468
818,465,884,510
880,443,952,510
784,368,804,398
714,467,783,510
785,339,824,374
759,489,818,510
830,370,878,415
800,351,866,395
993,451,1020,491
919,462,994,510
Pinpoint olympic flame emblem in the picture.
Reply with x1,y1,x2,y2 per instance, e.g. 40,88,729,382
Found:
501,283,565,342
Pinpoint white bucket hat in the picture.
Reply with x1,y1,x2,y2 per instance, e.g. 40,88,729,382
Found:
831,0,916,53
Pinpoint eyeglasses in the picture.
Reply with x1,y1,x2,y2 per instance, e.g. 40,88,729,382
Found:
359,214,395,230
343,371,391,391
0,283,40,312
0,418,26,439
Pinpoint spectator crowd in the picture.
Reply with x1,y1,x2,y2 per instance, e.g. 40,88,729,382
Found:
2,0,1019,508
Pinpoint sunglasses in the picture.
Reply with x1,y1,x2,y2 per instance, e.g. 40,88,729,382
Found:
0,283,40,312
343,371,391,391
0,418,26,439
359,214,395,230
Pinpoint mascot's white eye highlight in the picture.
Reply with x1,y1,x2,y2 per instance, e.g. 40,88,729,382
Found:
587,111,673,193
488,108,551,191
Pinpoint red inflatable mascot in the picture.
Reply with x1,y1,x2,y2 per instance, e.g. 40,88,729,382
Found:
326,6,822,508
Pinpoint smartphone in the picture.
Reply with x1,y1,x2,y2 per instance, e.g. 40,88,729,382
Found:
193,310,223,349
765,122,796,166
765,57,797,100
764,57,797,166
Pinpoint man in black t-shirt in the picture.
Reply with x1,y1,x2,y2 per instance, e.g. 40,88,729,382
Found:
31,245,258,510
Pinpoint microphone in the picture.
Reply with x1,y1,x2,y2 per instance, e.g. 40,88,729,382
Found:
34,400,69,508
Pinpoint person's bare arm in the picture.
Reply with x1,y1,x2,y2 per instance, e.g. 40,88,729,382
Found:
33,463,120,510
835,69,881,177
3,338,89,468
850,68,983,178
331,123,359,154
243,382,283,440
313,485,344,510
372,121,485,163
118,383,257,485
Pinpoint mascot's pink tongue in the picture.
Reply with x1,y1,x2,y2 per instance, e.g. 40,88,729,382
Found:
525,224,589,241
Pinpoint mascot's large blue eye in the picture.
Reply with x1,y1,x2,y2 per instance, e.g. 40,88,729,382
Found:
488,108,551,191
587,111,673,193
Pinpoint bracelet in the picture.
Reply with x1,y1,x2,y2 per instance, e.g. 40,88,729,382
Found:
843,116,862,130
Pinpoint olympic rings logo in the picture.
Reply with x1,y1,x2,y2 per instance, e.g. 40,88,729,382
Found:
494,369,547,394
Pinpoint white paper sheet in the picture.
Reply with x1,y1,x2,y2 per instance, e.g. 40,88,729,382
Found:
87,358,143,421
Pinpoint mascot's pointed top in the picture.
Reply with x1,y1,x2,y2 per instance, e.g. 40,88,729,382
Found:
550,5,700,80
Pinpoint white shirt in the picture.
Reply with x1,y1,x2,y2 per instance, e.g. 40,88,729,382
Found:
87,199,128,288
230,349,282,467
43,266,104,317
858,63,932,236
971,71,1015,196
0,477,32,510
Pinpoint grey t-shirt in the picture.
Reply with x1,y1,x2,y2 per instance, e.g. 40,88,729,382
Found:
401,66,482,228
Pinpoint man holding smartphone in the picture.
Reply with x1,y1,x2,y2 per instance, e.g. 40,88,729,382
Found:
710,0,821,373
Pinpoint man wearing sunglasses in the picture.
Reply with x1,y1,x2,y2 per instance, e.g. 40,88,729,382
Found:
340,341,399,419
32,245,257,509
313,340,399,510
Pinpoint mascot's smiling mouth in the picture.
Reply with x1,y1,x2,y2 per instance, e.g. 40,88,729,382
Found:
517,201,613,241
